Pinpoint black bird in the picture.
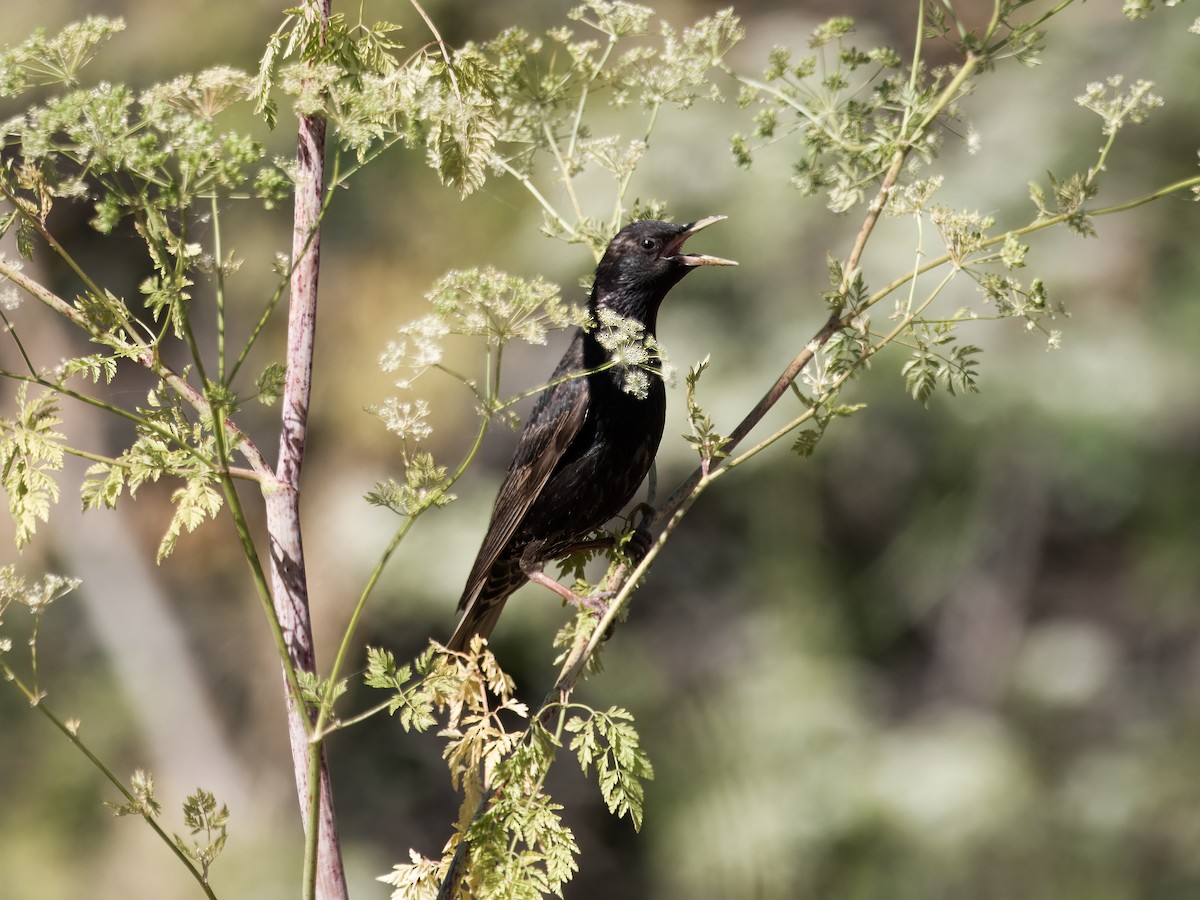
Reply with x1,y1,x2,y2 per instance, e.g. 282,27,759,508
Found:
447,217,736,652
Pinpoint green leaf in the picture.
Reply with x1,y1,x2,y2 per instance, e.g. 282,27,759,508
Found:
364,645,459,732
174,788,229,877
0,16,126,97
792,428,821,458
106,768,162,818
468,739,580,897
0,384,65,548
140,274,193,339
901,348,939,406
365,452,454,517
157,475,223,562
684,356,728,466
80,462,125,511
296,670,348,715
730,132,752,169
1047,170,1098,237
568,706,654,831
942,343,982,396
422,56,499,198
792,401,864,458
255,362,285,406
61,354,118,384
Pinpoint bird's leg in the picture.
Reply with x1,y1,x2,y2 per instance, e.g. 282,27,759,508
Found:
523,565,611,614
519,540,613,610
521,510,659,621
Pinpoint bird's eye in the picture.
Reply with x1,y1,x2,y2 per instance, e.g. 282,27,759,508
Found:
640,237,658,251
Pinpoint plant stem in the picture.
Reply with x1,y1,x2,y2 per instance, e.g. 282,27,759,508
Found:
0,308,37,376
317,407,492,738
410,0,459,98
211,195,228,383
0,259,274,479
493,157,577,241
863,174,1200,316
2,666,219,900
266,4,347,899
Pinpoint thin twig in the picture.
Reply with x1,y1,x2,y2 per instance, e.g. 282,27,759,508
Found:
0,259,273,479
1,667,220,900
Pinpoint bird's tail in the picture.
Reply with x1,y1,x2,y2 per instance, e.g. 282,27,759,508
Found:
445,596,509,653
445,559,527,652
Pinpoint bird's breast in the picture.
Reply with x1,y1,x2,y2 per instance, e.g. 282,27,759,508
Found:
518,371,665,550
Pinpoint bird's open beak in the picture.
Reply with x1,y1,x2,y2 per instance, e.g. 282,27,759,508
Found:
667,215,738,267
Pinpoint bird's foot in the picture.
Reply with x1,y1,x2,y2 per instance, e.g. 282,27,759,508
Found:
577,590,612,616
624,503,657,562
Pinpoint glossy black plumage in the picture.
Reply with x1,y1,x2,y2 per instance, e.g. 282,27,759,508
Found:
447,217,735,651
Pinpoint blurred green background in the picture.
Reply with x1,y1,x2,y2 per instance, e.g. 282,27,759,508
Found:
3,1,1200,898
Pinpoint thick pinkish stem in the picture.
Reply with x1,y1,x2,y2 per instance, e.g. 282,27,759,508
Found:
265,7,348,895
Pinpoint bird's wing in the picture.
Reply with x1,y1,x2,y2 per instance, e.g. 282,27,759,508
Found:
456,363,590,613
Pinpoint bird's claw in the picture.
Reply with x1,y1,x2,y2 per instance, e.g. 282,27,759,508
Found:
579,589,619,643
625,503,656,562
578,590,612,615
627,529,653,562
630,502,656,528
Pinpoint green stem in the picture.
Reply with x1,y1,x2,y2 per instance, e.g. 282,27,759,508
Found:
410,0,460,99
611,101,661,232
863,175,1200,315
899,0,927,136
302,742,322,900
568,32,617,164
493,157,577,241
725,269,957,472
177,217,210,390
730,72,876,157
0,368,262,481
227,269,287,385
543,118,587,226
494,360,618,412
61,444,132,469
328,696,397,731
0,308,37,376
985,0,1078,57
29,612,43,698
211,400,306,719
316,410,492,740
0,185,102,306
1,185,146,343
550,470,709,695
0,259,273,479
2,666,219,900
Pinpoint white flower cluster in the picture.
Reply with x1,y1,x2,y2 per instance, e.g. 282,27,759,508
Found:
372,398,433,443
593,307,675,399
379,314,449,390
0,252,24,311
1075,75,1163,137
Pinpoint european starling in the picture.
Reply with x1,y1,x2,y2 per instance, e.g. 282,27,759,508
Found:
447,217,736,651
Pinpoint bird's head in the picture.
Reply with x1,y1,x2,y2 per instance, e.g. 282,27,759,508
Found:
592,216,737,328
